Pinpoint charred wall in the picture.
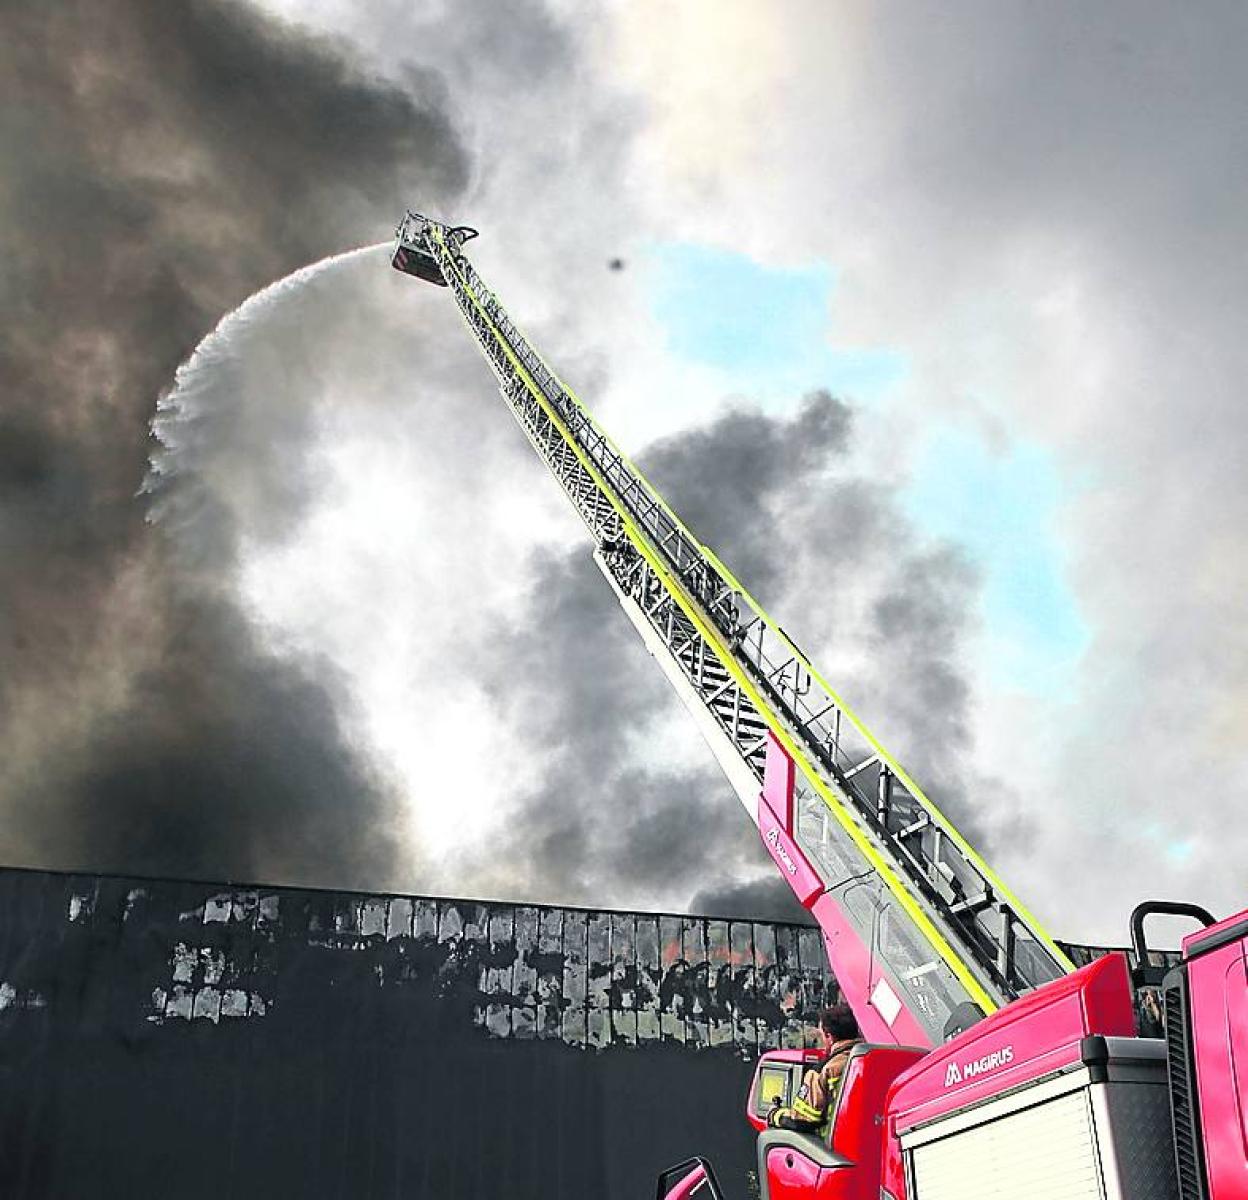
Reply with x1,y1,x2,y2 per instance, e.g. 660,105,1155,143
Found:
0,868,836,1200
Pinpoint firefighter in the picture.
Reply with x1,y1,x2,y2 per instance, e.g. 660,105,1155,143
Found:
767,1002,863,1132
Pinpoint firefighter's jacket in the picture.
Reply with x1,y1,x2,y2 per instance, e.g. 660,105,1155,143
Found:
768,1038,863,1132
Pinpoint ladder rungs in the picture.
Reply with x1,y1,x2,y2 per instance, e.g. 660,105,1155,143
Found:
898,815,931,839
949,892,994,916
844,754,880,780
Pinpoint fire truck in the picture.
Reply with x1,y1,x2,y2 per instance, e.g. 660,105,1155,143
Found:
391,211,1246,1200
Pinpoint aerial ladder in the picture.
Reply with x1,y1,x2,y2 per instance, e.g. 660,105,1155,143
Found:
392,212,1247,1200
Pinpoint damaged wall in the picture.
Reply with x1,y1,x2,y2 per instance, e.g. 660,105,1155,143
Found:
0,867,836,1199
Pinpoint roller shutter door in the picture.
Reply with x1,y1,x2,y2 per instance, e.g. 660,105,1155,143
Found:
911,1089,1105,1200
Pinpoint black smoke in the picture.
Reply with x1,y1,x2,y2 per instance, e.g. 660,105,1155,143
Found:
645,392,997,836
641,391,854,601
0,0,468,887
689,877,816,926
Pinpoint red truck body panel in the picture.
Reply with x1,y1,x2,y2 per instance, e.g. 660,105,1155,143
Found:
1184,911,1248,1200
764,1145,825,1200
879,952,1136,1198
887,951,1135,1128
758,792,824,910
1184,911,1248,958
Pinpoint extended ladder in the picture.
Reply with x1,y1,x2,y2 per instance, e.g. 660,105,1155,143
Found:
392,210,1074,1047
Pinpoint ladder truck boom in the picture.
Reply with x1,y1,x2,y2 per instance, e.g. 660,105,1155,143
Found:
391,210,1072,1049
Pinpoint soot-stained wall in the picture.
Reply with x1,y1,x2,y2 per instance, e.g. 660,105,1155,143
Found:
0,868,837,1200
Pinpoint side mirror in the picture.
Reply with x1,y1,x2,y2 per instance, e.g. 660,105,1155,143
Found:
655,1157,725,1200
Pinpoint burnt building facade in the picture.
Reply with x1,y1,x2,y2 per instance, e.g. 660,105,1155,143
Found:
0,868,836,1199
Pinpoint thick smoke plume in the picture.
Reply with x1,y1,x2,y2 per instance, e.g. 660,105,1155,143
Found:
0,0,467,888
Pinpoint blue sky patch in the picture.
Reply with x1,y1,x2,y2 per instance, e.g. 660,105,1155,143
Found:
901,427,1089,693
644,240,905,404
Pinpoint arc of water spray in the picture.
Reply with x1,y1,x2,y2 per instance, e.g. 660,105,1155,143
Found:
142,242,390,515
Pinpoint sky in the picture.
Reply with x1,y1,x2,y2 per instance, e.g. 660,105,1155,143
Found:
2,0,1246,946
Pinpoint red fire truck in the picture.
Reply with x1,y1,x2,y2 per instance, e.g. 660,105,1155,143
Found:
661,739,1246,1200
391,211,1245,1200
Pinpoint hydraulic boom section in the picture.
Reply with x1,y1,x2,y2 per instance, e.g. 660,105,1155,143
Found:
392,209,1075,1048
